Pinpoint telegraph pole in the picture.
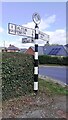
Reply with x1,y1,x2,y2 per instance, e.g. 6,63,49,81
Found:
4,41,5,48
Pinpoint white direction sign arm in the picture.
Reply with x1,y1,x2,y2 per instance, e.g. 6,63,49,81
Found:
8,23,49,42
39,31,49,41
8,23,35,38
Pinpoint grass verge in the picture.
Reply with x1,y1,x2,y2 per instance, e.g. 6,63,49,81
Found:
39,78,68,95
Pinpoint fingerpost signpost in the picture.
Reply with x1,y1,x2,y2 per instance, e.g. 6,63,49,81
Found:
8,12,49,94
32,13,41,93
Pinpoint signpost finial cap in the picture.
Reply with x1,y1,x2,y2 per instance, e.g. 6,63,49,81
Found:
32,12,41,25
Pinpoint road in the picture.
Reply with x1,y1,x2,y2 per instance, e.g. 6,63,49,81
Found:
39,65,68,85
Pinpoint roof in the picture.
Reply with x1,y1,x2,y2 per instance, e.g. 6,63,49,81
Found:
7,45,19,50
19,48,27,53
31,46,44,55
44,45,68,56
64,44,68,53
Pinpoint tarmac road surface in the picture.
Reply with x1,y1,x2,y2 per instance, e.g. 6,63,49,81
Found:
39,65,68,85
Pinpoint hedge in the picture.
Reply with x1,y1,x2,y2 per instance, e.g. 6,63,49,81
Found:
2,52,34,100
38,55,68,65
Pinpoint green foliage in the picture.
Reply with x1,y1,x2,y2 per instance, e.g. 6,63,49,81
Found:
2,52,34,100
39,55,68,65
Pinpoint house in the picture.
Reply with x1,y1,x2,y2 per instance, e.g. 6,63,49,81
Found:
44,45,68,56
25,46,44,55
19,44,68,57
7,44,20,52
25,47,34,55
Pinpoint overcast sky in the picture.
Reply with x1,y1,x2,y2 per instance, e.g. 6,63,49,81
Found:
0,1,66,48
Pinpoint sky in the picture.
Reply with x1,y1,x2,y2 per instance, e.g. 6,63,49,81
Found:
0,1,66,48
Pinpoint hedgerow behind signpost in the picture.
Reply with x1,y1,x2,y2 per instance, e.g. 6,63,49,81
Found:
39,55,68,65
2,52,34,100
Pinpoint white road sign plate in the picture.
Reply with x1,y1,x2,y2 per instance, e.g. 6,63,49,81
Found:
39,31,49,41
8,23,35,38
8,23,49,41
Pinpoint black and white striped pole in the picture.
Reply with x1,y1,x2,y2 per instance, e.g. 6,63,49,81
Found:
34,24,39,93
32,13,41,94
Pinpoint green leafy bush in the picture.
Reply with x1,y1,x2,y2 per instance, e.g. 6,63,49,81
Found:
2,52,34,100
39,55,68,65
